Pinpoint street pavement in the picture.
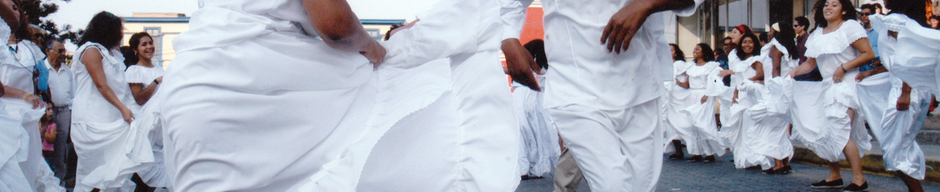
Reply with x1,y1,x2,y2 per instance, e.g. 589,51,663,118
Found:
516,154,940,191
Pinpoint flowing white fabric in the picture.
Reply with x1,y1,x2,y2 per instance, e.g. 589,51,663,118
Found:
871,14,940,98
719,55,770,168
164,0,517,191
856,73,929,179
123,64,170,188
0,100,30,192
512,79,560,177
740,40,797,169
788,19,872,162
70,43,152,192
666,61,725,156
864,14,933,180
535,0,702,190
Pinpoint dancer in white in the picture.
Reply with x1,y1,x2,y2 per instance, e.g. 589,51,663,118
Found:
501,0,702,190
858,1,935,191
663,43,686,160
0,0,33,190
70,11,156,192
123,31,168,189
668,43,725,163
721,33,767,169
749,22,798,174
0,0,65,191
785,0,874,190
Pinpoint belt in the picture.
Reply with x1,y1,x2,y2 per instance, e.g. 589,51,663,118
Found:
52,105,70,110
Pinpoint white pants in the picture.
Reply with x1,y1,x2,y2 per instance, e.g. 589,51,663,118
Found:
547,99,663,192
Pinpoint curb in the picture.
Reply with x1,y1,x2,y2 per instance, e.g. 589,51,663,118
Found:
792,145,940,184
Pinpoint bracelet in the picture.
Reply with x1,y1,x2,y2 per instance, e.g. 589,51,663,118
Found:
22,93,32,101
153,79,160,85
841,65,848,72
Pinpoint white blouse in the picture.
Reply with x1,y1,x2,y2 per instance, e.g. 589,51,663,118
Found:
125,65,165,87
804,19,867,80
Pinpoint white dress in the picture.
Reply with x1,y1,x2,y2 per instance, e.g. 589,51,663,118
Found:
71,43,153,192
720,54,769,168
788,19,872,162
531,0,702,190
742,40,798,169
0,19,37,192
858,13,935,180
123,64,169,187
0,22,64,192
359,0,521,190
163,0,514,191
661,61,685,153
666,61,725,156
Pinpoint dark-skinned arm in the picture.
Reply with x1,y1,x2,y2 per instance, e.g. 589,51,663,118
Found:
897,82,911,111
601,0,695,53
502,38,540,91
770,47,782,77
303,0,385,66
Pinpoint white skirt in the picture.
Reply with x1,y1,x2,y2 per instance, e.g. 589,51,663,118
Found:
856,73,929,179
785,78,871,162
0,101,31,191
744,77,794,168
2,98,65,192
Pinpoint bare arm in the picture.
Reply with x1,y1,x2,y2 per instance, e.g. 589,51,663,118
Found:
303,0,385,66
82,48,133,123
770,47,783,77
601,0,695,53
896,82,911,111
2,86,44,108
128,77,161,105
749,61,764,82
788,58,817,78
832,38,876,83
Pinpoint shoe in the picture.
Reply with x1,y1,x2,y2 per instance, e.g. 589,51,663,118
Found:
668,153,684,160
776,165,792,174
811,179,844,189
842,182,868,191
687,155,703,162
703,155,715,163
762,168,777,175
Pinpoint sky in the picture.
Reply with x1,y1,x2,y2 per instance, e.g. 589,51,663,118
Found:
44,0,437,30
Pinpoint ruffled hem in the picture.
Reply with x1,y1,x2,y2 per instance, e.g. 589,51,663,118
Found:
783,78,870,162
804,20,868,58
73,117,157,190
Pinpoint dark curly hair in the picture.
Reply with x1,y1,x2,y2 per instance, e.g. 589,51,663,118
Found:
124,32,153,65
670,43,685,62
735,33,761,59
884,0,929,28
695,43,715,62
77,11,123,48
812,0,858,31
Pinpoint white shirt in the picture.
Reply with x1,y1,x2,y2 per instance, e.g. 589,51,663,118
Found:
502,0,703,110
45,59,74,107
125,65,165,87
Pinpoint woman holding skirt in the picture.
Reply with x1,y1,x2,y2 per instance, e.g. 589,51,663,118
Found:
720,33,767,169
786,0,875,190
749,22,799,174
667,43,725,163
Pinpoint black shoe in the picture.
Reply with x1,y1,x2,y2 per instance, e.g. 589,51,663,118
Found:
703,155,715,163
668,153,684,160
744,166,762,170
762,168,777,175
842,182,868,191
811,179,844,189
687,155,703,162
776,165,792,174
